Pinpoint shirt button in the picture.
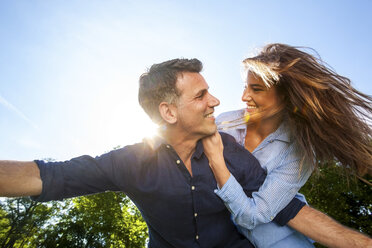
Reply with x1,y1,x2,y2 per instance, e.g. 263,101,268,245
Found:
166,145,170,148
191,186,195,190
270,216,274,220
196,235,199,240
194,213,198,217
176,159,181,164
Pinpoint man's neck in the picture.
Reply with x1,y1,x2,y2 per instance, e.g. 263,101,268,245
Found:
161,128,200,176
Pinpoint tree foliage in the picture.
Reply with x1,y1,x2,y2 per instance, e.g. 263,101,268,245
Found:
37,192,147,248
300,162,372,247
0,197,60,248
0,192,147,248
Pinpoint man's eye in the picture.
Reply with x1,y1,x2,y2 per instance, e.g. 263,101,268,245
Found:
196,92,206,99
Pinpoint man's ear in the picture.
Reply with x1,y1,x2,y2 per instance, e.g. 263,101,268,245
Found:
159,102,177,124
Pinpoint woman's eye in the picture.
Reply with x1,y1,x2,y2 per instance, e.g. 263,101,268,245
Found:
252,88,263,92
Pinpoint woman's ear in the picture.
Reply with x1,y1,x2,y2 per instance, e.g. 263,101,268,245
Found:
159,102,177,125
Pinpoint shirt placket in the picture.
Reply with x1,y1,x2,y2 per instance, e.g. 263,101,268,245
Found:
165,144,201,245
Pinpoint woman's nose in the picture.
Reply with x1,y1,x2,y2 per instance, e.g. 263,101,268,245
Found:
241,89,252,102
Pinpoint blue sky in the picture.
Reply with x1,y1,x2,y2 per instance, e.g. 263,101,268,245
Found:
1,0,371,161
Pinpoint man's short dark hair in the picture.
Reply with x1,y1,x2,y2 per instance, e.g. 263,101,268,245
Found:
138,58,203,124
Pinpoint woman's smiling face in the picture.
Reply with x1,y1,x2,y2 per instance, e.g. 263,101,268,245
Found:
242,72,284,123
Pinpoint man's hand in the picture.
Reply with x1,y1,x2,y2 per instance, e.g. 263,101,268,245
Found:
289,205,372,248
0,161,42,197
202,132,230,187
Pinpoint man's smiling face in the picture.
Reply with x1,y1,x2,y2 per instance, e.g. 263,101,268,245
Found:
173,72,220,139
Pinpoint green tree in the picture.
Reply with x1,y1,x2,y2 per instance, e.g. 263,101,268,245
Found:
33,192,148,248
300,162,372,247
1,193,148,248
0,197,60,248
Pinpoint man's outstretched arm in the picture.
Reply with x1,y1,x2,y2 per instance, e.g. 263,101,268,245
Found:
0,160,42,197
288,205,372,248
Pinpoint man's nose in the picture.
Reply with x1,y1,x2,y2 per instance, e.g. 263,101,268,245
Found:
209,94,220,107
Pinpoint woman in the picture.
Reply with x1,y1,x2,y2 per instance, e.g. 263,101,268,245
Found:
202,43,372,247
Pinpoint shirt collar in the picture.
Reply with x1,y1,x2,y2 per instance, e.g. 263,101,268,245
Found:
269,122,291,143
193,140,205,159
143,135,205,159
235,110,291,143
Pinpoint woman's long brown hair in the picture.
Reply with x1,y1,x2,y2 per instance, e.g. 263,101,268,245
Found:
243,43,372,176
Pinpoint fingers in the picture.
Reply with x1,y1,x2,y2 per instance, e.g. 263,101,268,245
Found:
202,134,218,149
202,132,224,160
203,131,222,145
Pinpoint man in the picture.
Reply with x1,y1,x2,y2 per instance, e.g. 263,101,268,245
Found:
0,59,371,248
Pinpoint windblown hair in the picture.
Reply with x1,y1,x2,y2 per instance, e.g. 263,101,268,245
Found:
243,43,372,176
139,58,202,124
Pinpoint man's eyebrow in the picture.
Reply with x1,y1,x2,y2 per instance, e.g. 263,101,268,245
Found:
195,88,208,97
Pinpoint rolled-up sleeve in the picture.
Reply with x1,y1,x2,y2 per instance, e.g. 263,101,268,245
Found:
31,154,118,202
31,143,147,202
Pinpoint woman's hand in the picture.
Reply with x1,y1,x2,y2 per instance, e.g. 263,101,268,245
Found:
202,131,224,164
202,132,231,187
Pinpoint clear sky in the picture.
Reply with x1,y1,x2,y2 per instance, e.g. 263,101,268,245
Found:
1,0,371,161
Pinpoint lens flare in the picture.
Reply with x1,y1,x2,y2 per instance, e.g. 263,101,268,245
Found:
244,113,250,122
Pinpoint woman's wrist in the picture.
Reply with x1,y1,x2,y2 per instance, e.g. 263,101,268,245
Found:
207,154,225,168
208,157,231,187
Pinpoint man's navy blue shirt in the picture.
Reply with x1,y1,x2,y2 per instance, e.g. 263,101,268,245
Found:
33,132,304,248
